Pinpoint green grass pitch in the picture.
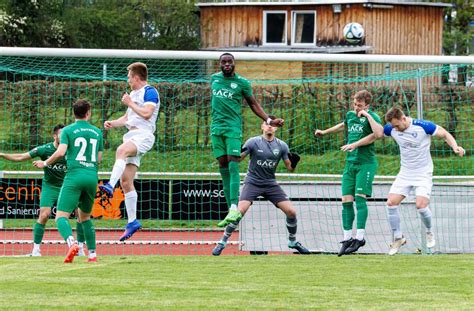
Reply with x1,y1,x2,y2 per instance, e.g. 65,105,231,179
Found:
0,255,472,310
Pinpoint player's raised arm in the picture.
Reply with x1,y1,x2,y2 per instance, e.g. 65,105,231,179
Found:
122,93,155,120
314,122,345,137
245,95,284,127
358,110,384,138
0,152,31,162
104,113,128,130
433,126,465,157
33,144,67,168
341,133,379,152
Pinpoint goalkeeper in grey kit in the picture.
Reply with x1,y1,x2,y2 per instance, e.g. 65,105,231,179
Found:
212,120,310,255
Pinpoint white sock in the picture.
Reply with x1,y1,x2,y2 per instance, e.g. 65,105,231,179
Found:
343,230,352,241
78,242,84,249
230,204,237,211
387,205,403,239
109,159,126,188
125,190,138,223
356,229,365,240
418,207,432,232
66,236,76,248
33,243,40,251
88,250,96,259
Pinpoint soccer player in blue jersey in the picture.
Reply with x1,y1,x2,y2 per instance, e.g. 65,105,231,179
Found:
212,121,310,256
99,62,160,241
343,107,465,255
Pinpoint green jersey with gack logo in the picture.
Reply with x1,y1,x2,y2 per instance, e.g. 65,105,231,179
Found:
210,72,253,138
344,110,381,164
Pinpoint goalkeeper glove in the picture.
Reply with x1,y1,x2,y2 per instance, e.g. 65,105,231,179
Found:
288,152,301,169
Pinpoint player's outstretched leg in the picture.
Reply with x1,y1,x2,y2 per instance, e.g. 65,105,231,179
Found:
388,236,407,256
217,208,242,228
64,243,79,263
212,243,226,256
345,238,366,254
212,221,239,256
119,219,142,242
426,231,436,249
288,241,310,254
99,182,114,198
338,238,354,257
284,216,310,254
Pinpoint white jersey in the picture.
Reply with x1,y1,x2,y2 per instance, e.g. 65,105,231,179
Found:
384,118,438,176
125,85,160,133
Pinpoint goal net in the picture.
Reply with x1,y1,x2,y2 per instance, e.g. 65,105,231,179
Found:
0,48,472,255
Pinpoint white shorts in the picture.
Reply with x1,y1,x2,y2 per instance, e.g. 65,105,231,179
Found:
123,130,155,167
389,173,433,199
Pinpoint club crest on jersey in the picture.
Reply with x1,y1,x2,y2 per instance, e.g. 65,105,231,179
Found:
359,117,366,123
272,149,280,156
230,82,237,89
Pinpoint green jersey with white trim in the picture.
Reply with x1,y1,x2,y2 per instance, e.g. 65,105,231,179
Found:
210,72,253,138
344,110,381,164
29,142,66,187
60,120,103,175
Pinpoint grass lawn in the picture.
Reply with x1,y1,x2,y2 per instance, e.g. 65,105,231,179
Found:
0,255,472,310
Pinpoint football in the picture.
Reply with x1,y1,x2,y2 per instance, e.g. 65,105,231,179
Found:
343,22,364,44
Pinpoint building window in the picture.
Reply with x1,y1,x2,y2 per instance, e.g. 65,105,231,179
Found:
263,11,287,46
291,11,316,46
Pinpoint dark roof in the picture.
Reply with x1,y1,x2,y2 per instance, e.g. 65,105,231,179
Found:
201,45,373,54
197,0,451,8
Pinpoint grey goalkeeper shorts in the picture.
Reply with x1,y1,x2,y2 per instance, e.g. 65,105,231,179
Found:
240,182,289,206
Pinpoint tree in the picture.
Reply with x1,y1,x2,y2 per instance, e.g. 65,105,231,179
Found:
443,0,473,56
0,0,200,50
0,0,66,47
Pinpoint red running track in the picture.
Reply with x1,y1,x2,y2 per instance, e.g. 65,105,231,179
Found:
0,229,242,256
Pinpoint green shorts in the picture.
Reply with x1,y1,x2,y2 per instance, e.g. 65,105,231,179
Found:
39,182,61,209
341,162,377,197
56,173,98,214
211,134,242,158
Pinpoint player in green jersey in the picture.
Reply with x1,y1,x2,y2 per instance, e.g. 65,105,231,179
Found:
0,124,86,257
34,99,103,263
315,90,383,256
211,53,284,225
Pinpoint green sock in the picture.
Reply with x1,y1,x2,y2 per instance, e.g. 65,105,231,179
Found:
33,222,45,244
56,217,73,241
342,202,355,230
355,196,368,229
219,167,231,207
81,219,96,252
228,161,240,206
76,222,85,243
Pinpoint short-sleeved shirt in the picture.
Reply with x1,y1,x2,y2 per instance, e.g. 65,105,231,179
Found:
29,142,66,187
242,136,289,186
384,118,438,176
210,72,253,138
344,110,381,164
125,85,160,133
60,120,104,175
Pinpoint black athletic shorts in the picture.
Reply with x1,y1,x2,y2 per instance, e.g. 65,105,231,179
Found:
239,182,289,206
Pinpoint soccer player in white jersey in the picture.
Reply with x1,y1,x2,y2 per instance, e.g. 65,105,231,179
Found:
346,106,465,255
99,62,160,241
383,107,464,254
